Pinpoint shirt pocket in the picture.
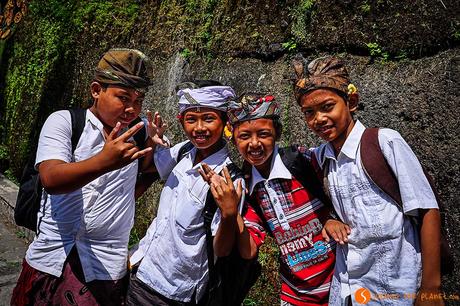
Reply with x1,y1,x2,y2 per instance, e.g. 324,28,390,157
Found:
174,193,205,244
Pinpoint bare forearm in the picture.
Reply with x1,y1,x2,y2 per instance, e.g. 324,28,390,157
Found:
214,214,238,257
420,209,442,289
39,156,110,194
236,214,258,259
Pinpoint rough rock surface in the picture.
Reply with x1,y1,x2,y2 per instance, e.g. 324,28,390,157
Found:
0,1,459,302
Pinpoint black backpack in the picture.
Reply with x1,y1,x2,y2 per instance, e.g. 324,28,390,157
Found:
176,141,262,306
14,109,146,233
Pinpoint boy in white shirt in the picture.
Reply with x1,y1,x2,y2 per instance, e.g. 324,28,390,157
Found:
11,48,154,306
127,81,244,305
293,56,443,306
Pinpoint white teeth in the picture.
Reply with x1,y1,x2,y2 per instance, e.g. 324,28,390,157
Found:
249,151,263,157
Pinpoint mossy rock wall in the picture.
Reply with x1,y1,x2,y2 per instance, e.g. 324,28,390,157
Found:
0,0,459,304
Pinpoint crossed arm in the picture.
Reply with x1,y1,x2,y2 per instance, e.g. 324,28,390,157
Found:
41,110,168,196
40,121,152,194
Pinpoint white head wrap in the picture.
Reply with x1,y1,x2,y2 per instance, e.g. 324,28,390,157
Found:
177,86,236,114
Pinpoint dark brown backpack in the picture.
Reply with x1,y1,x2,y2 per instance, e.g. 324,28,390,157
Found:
312,128,453,275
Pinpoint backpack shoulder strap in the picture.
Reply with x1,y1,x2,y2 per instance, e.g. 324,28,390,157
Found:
69,108,87,153
310,150,323,181
177,141,194,162
360,128,403,208
279,145,332,208
361,129,453,274
203,162,242,285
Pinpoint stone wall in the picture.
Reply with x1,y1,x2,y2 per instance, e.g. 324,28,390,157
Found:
0,0,458,301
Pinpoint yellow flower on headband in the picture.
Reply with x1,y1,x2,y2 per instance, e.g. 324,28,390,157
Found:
348,84,357,95
223,125,232,140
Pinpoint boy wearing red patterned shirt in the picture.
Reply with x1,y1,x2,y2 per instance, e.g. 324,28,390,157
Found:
200,94,350,305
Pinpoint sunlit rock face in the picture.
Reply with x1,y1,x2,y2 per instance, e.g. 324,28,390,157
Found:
0,1,459,300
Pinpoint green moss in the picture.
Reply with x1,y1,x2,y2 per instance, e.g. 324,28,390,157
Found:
3,19,63,175
360,2,371,13
282,39,298,52
1,1,141,179
73,1,139,33
155,0,234,58
453,31,460,41
290,0,316,45
366,42,390,63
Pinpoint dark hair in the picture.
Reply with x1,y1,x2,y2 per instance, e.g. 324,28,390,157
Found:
220,112,228,124
273,117,283,140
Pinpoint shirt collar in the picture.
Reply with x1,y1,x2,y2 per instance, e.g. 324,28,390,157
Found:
249,145,292,195
185,143,230,175
339,120,366,160
87,109,103,131
316,120,366,167
87,109,118,138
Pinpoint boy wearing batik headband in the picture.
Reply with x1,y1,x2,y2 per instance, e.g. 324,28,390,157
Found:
12,48,155,305
200,93,350,305
127,81,246,305
293,56,442,306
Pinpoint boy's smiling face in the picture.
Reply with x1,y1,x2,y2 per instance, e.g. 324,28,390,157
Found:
300,88,357,152
91,82,144,131
233,118,276,176
181,107,225,152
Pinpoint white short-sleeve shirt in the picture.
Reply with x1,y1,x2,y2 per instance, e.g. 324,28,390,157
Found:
26,109,138,282
312,120,438,306
130,141,244,303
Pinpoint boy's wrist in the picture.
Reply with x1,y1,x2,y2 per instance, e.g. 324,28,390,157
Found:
92,151,112,173
221,210,238,221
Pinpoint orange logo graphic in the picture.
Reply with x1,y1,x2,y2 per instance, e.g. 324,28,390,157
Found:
355,287,371,304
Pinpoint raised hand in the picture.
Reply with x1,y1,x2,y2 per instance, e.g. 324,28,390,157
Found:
99,121,152,171
147,110,168,147
199,163,242,218
322,219,351,245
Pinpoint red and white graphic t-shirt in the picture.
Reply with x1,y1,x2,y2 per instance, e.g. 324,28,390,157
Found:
244,149,336,305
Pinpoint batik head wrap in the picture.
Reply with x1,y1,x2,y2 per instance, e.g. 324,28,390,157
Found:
94,48,153,93
227,93,280,125
292,56,357,102
177,85,236,115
